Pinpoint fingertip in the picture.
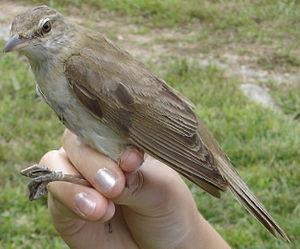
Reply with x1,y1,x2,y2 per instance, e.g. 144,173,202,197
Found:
101,200,115,222
40,149,60,165
73,191,108,221
119,147,144,172
40,148,79,174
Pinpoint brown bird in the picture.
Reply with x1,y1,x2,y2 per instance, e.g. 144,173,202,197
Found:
4,5,289,241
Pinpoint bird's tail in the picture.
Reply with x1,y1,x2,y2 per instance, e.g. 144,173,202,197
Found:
216,155,290,242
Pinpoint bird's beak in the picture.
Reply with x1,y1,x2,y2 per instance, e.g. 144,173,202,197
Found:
3,35,30,53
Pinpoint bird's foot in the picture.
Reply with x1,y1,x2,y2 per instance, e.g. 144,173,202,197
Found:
21,164,90,201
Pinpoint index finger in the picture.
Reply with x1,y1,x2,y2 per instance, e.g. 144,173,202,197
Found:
62,130,125,199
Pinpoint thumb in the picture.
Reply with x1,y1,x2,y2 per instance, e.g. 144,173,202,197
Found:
113,147,145,206
115,150,184,214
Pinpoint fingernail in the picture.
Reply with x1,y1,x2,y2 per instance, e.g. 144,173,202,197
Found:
121,148,144,167
125,170,143,193
94,168,117,193
74,192,96,217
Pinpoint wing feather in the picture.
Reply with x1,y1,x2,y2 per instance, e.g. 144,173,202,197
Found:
65,41,227,193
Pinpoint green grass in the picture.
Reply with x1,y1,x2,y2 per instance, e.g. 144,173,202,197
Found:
23,0,300,48
1,0,300,248
0,41,66,248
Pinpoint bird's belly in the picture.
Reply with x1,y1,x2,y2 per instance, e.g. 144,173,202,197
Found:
63,106,128,161
36,75,128,161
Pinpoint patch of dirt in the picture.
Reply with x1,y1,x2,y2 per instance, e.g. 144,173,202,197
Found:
1,1,298,109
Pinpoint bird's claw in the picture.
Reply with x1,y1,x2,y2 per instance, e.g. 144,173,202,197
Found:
21,164,52,178
21,164,65,201
21,164,91,201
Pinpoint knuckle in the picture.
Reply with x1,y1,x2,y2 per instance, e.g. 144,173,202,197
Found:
126,170,144,196
120,147,144,172
39,150,60,165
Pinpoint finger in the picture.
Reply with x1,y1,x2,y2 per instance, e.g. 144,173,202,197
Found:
48,192,115,239
102,200,115,222
40,149,115,221
62,130,125,199
114,156,187,211
119,147,144,173
40,148,78,175
50,181,109,221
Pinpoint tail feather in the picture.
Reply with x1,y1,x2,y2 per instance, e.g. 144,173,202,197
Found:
216,155,290,242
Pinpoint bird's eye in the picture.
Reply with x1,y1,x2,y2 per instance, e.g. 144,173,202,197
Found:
42,21,51,33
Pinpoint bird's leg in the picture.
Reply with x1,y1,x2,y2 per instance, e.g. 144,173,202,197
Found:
20,164,91,201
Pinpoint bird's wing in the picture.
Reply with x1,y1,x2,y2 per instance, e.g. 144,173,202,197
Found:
65,36,228,196
64,35,289,240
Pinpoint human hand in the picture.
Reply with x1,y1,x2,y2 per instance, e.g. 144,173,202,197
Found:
40,130,230,249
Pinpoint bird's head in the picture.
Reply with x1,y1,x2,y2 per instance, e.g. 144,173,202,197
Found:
4,5,72,61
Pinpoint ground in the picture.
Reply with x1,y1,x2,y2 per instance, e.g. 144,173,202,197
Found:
0,1,299,248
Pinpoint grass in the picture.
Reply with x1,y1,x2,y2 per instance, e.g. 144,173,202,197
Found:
1,0,300,248
0,41,66,248
22,0,300,48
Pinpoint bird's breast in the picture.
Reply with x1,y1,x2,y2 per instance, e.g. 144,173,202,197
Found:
34,68,128,161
